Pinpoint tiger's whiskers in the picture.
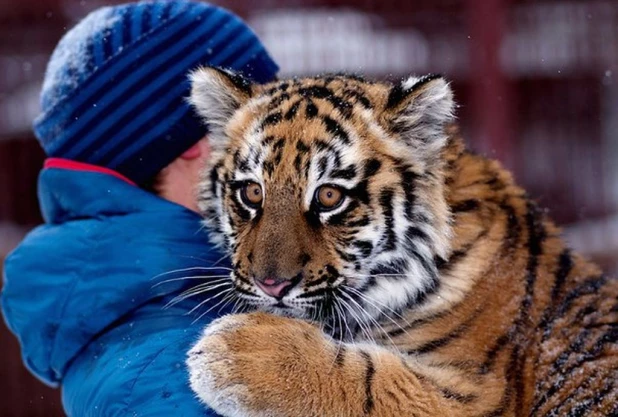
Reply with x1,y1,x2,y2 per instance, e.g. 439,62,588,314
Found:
191,289,238,324
339,290,398,349
164,280,233,309
151,275,230,288
151,265,232,281
344,285,413,337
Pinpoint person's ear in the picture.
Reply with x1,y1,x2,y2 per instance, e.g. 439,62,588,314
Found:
179,138,210,160
179,141,202,160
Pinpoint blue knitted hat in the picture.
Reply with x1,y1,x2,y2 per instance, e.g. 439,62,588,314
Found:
34,0,278,184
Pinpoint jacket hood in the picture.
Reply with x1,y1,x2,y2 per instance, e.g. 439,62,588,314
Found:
2,166,229,386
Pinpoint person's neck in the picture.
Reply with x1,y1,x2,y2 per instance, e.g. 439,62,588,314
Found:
157,164,201,213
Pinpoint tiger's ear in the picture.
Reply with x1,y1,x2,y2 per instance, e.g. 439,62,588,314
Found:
189,67,254,139
381,74,455,159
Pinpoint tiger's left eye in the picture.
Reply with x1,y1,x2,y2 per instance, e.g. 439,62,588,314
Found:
315,185,344,211
241,182,263,208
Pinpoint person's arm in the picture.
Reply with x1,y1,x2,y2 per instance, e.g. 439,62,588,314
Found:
62,300,220,417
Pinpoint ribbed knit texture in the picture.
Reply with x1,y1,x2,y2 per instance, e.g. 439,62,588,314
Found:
34,0,278,184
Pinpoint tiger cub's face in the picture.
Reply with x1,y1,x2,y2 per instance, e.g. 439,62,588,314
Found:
190,69,455,336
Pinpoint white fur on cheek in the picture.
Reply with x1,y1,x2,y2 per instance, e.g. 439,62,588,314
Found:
335,87,454,319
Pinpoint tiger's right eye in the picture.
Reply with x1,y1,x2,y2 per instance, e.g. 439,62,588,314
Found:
315,185,344,211
241,182,263,208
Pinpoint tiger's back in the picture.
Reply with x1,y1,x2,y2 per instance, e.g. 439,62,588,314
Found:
186,68,618,417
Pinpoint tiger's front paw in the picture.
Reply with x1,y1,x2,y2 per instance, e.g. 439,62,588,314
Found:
187,312,332,417
187,314,253,417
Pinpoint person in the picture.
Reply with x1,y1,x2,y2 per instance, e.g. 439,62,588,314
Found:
0,1,278,415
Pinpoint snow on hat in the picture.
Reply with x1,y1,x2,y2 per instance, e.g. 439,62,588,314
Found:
34,0,278,184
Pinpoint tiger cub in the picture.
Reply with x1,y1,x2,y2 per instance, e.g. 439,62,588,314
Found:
186,67,617,417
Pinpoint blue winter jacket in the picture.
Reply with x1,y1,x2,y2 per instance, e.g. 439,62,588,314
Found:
1,164,229,416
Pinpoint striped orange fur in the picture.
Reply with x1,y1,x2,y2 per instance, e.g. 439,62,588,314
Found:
186,68,617,417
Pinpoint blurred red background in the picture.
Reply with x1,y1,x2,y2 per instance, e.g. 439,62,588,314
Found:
1,0,617,415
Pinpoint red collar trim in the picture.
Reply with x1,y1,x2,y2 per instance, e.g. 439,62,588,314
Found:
44,158,137,186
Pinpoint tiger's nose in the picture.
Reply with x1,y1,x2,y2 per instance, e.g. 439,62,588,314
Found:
254,277,297,300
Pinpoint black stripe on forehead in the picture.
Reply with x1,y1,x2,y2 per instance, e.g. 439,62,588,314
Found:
343,88,373,109
248,147,261,167
293,153,312,179
303,158,311,178
296,140,310,153
273,137,285,150
264,82,290,96
305,101,318,118
263,160,274,176
364,159,382,178
317,156,328,180
284,100,301,120
325,94,353,119
294,154,303,172
267,92,290,110
314,139,337,153
298,85,332,99
233,150,251,173
262,111,282,127
265,80,362,120
315,150,344,181
272,148,283,165
306,89,354,119
300,138,346,178
330,164,357,180
322,116,350,144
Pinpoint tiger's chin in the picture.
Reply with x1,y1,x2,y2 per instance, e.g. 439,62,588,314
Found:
247,299,312,320
261,304,305,318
